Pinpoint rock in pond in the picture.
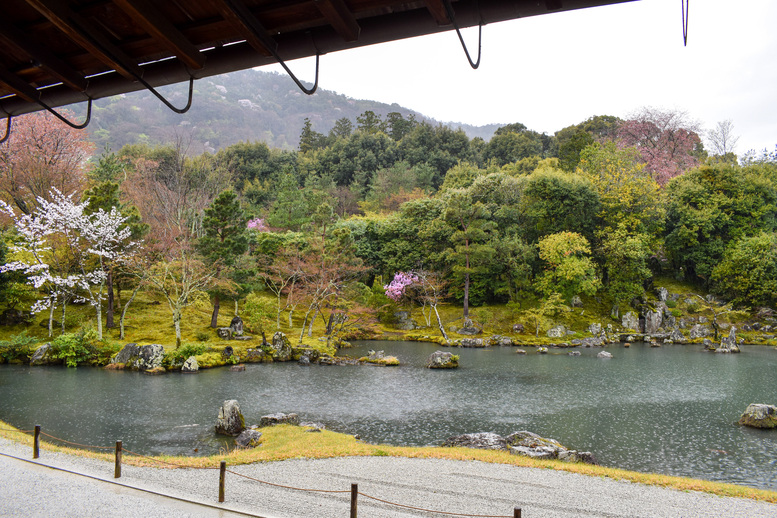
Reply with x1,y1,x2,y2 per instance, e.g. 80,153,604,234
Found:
597,351,613,359
426,351,459,369
235,427,263,448
215,400,245,436
112,343,165,371
739,404,777,429
260,413,300,427
181,356,199,373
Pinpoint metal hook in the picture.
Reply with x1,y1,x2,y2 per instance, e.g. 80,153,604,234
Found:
134,75,194,114
682,0,689,46
277,52,319,95
443,0,482,69
37,97,92,129
0,116,10,144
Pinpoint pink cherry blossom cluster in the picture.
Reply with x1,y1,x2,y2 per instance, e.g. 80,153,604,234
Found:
247,218,268,232
383,271,418,302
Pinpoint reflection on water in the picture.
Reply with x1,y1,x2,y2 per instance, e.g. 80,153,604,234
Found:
1,341,776,490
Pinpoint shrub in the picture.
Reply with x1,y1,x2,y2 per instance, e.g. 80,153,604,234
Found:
686,302,699,314
0,332,39,363
195,331,210,342
50,329,98,367
165,342,209,366
670,309,682,318
665,299,677,308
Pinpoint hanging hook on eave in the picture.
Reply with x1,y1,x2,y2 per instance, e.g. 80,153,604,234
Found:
37,97,93,129
276,52,319,95
443,0,483,69
682,0,689,46
134,74,194,114
0,116,10,144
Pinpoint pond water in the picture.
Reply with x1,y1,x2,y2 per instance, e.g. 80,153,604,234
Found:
1,341,776,490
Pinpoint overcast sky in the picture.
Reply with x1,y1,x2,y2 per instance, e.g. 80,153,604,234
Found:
266,0,776,155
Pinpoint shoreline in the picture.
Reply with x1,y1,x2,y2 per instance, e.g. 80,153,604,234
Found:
2,434,777,518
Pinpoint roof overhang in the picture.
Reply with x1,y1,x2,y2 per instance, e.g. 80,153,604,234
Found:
0,0,636,119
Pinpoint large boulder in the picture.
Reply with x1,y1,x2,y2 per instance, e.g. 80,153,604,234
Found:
644,308,663,334
738,404,777,429
30,343,55,366
588,323,602,335
259,413,299,427
669,330,687,343
230,316,244,337
235,427,263,448
442,432,506,450
547,325,566,338
215,400,245,436
181,356,199,373
394,311,419,331
270,332,292,361
621,312,640,331
597,351,613,359
217,327,232,340
689,324,711,339
112,343,165,371
718,327,740,353
426,351,459,369
460,338,484,347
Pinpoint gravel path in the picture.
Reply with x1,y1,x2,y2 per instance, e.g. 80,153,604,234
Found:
2,437,776,518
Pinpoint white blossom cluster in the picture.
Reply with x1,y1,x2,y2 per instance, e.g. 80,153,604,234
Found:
0,189,138,314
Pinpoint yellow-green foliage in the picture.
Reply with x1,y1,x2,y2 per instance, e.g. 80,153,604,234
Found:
359,355,400,366
1,421,775,504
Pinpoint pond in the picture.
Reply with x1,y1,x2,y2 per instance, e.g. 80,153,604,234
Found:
1,341,776,490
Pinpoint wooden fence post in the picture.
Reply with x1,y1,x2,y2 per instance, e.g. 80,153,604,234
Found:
33,425,40,459
514,507,521,518
114,441,122,478
350,483,358,518
219,461,226,503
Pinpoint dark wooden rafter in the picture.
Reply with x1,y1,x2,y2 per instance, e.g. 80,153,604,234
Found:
314,0,360,42
0,18,87,91
212,0,275,57
1,0,636,120
0,65,45,102
424,0,452,25
23,0,143,80
112,0,206,70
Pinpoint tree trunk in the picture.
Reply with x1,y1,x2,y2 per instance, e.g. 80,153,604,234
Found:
96,300,103,340
106,269,115,328
308,307,318,337
119,283,142,340
48,296,55,338
60,298,67,334
174,309,182,348
210,293,220,328
463,271,470,318
234,298,239,316
433,304,449,341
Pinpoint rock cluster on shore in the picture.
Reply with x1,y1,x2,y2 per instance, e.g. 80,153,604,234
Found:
442,431,598,465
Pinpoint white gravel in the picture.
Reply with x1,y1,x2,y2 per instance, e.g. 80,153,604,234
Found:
1,437,776,518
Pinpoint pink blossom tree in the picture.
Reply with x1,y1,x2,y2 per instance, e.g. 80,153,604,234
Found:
617,107,703,186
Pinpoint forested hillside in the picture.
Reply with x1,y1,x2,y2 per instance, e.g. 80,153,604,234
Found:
84,69,501,154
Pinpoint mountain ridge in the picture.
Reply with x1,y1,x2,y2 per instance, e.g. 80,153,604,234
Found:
84,68,502,154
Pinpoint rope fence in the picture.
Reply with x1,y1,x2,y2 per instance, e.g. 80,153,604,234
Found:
0,424,523,517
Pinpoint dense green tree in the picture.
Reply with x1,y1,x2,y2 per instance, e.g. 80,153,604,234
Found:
356,111,385,134
711,232,777,307
299,117,328,153
520,166,600,243
197,190,249,327
385,112,417,141
598,226,652,306
536,231,600,302
329,117,354,140
664,163,777,283
484,129,544,166
442,189,495,318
